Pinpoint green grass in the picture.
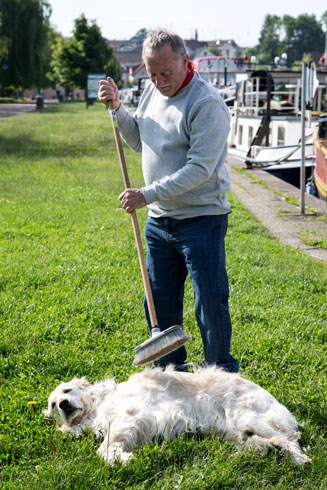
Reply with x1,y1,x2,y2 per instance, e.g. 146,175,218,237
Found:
0,97,31,103
300,230,327,250
1,101,327,489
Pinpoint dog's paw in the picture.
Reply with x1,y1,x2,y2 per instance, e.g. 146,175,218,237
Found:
291,450,312,466
118,450,133,464
42,409,52,419
97,444,133,465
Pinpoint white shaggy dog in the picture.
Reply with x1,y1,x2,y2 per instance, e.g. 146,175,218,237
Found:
43,365,310,465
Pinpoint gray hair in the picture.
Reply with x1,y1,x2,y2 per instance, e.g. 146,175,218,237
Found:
142,29,187,58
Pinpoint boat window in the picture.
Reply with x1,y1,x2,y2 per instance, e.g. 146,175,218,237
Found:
248,126,253,146
238,125,243,145
277,126,285,146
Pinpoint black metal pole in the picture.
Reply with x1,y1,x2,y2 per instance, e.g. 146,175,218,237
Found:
265,73,272,146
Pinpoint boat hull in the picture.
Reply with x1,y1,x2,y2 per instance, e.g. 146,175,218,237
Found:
313,127,327,203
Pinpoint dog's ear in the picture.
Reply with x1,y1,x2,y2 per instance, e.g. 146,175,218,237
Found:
71,377,91,390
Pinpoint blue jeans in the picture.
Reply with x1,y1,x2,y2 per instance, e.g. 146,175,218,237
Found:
144,214,238,373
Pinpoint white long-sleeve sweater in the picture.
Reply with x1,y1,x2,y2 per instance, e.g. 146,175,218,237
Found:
114,71,231,219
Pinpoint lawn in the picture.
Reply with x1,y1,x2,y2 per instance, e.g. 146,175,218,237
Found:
0,101,326,489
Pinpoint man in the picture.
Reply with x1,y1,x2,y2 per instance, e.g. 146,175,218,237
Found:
98,29,238,373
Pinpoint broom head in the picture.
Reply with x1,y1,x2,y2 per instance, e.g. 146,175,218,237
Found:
133,326,190,366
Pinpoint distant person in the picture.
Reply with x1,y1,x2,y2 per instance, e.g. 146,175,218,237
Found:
98,29,238,373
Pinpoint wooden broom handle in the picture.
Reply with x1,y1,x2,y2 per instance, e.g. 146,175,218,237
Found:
111,111,158,328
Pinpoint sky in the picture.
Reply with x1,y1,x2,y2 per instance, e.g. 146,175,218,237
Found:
48,0,327,48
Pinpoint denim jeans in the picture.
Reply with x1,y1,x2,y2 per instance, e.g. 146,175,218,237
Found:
144,214,238,373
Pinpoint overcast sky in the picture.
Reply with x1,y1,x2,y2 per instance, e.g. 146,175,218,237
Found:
48,0,327,48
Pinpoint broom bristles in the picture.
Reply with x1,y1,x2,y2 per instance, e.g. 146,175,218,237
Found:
133,326,190,366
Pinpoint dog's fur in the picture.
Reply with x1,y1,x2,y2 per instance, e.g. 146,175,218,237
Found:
43,365,310,465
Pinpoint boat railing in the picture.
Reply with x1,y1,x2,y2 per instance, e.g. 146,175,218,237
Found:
236,77,299,116
235,77,326,117
217,84,236,104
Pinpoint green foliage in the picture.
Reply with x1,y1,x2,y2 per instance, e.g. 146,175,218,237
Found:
283,14,325,63
0,11,10,62
134,28,148,39
207,46,220,56
321,11,327,30
0,0,53,90
253,12,326,64
1,102,327,488
49,14,121,90
256,15,283,64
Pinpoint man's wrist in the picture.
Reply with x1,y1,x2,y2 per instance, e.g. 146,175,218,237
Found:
142,186,155,205
106,101,121,111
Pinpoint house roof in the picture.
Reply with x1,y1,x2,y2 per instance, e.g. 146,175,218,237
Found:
216,39,241,49
115,51,143,66
107,37,245,74
132,61,146,75
106,39,127,50
184,39,208,51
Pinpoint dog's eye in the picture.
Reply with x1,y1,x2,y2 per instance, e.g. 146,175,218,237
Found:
63,388,72,394
51,402,55,409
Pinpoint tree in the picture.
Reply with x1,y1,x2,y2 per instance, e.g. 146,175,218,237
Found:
321,10,327,30
207,46,220,56
49,14,120,90
0,0,52,90
135,28,148,39
283,14,325,63
0,12,9,61
320,11,327,56
251,13,327,65
256,15,283,63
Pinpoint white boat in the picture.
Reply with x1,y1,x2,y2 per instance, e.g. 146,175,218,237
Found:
227,68,327,187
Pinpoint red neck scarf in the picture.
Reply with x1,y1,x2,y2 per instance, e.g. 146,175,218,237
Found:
172,61,194,96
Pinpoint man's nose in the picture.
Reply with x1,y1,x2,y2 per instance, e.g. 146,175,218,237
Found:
154,75,165,87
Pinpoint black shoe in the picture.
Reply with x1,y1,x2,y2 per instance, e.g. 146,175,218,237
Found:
153,362,189,372
172,363,189,372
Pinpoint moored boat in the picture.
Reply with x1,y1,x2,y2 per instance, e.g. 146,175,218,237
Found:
313,114,327,203
227,68,327,188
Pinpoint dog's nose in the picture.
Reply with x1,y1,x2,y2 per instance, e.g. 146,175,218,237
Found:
59,398,77,417
59,399,71,412
59,399,69,409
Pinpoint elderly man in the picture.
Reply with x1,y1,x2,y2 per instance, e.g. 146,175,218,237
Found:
98,29,238,373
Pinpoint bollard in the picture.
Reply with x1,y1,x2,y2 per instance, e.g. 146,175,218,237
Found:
36,95,44,109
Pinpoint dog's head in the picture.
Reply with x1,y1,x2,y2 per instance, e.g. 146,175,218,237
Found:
43,377,91,428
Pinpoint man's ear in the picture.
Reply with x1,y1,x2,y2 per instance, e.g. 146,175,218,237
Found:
183,52,189,67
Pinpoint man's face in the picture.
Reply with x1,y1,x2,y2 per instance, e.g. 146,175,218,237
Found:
144,44,189,97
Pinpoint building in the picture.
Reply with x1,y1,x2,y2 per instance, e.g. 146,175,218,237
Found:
107,36,245,85
107,37,143,84
215,40,243,59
